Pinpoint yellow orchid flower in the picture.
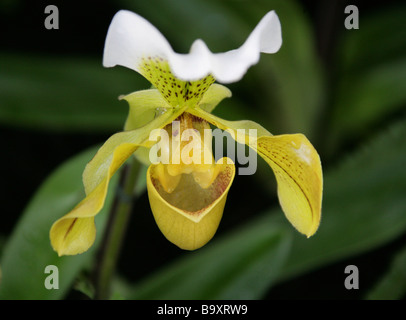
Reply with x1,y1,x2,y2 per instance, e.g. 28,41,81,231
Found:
50,10,322,256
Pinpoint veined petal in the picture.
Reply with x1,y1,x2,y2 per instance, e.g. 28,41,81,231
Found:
50,143,139,256
50,108,184,256
147,158,235,250
256,135,323,237
189,107,322,237
103,10,282,84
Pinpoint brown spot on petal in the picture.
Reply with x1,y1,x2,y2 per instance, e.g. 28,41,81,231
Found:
138,58,215,107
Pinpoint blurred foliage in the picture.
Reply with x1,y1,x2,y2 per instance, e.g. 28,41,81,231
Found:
1,0,406,300
0,147,118,299
366,243,406,300
328,4,406,154
0,54,144,132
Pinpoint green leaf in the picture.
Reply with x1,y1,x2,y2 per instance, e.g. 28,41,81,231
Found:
0,53,148,132
365,245,406,300
0,146,118,299
339,4,406,73
124,218,292,300
330,58,406,146
329,4,406,150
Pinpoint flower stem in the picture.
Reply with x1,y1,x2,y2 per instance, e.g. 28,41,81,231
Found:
94,158,140,300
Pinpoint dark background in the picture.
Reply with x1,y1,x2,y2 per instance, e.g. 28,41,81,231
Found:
1,0,405,299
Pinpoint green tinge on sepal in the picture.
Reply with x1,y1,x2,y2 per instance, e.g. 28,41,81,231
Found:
197,84,232,113
121,89,171,131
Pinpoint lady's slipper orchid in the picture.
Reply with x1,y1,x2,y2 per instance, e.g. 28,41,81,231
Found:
50,10,322,256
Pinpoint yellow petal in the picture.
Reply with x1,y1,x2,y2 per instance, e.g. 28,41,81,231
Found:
50,143,139,256
256,135,323,236
188,107,272,142
147,158,235,250
83,108,185,194
188,107,323,237
154,163,182,193
50,109,184,256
